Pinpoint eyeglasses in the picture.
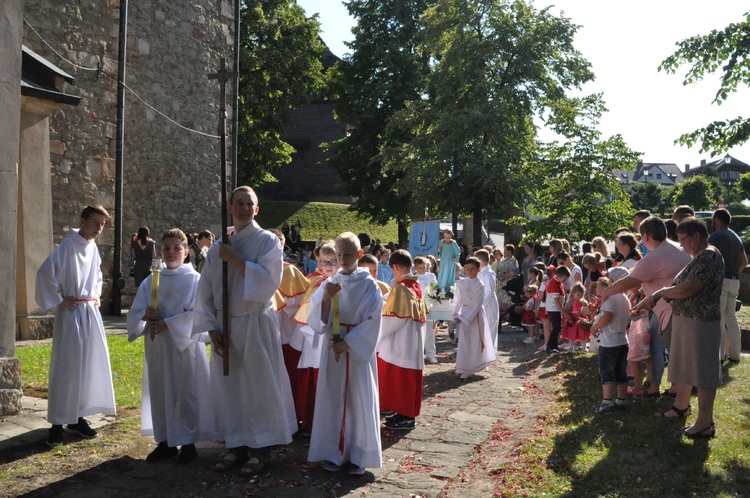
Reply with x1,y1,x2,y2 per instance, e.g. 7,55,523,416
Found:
678,234,690,243
318,259,338,267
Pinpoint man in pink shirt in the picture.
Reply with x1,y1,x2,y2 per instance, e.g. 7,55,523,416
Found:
600,216,691,397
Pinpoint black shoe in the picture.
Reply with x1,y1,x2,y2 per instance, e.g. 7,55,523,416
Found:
385,416,415,430
65,418,96,438
177,444,197,465
46,425,64,447
146,441,178,462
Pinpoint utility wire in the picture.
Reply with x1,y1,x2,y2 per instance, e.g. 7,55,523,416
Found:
23,18,220,139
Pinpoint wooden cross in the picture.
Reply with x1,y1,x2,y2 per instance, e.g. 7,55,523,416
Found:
208,57,238,376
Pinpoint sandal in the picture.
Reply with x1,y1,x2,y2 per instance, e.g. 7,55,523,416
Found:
239,453,269,475
213,449,249,472
642,391,661,399
684,423,716,439
658,405,692,419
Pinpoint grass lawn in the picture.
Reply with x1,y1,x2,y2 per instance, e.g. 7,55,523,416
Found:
492,354,750,497
255,200,400,243
16,335,145,409
736,304,750,330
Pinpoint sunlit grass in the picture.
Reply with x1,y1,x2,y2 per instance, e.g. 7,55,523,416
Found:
16,335,144,408
490,354,750,496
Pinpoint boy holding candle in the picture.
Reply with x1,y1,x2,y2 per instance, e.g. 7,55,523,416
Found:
36,205,116,447
307,232,383,476
378,250,427,430
127,228,210,464
452,257,497,379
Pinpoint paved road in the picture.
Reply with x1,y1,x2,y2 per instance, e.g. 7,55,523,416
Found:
1,318,549,498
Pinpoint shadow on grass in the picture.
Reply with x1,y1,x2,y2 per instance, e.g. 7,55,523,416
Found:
540,353,750,496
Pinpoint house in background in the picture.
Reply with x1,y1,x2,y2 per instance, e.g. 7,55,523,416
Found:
256,45,350,203
613,162,685,187
683,154,750,190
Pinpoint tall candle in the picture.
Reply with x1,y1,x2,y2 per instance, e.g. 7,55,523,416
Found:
332,293,341,362
149,259,162,340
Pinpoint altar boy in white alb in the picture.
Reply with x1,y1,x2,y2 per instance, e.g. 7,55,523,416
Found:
36,205,116,447
193,187,297,473
308,232,383,476
475,249,499,350
452,257,497,379
127,228,210,464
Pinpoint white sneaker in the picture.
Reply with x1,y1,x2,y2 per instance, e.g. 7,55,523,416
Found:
523,337,534,344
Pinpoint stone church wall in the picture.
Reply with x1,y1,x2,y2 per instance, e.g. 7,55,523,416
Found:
22,0,234,306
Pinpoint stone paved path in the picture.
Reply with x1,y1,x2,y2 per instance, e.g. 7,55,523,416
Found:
1,320,552,497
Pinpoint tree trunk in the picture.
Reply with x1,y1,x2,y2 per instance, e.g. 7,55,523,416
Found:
397,217,409,248
504,205,524,248
472,206,483,248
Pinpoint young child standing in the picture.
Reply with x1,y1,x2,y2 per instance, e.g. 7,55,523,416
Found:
475,249,500,350
589,277,631,414
127,229,210,464
293,242,337,434
36,205,116,447
545,265,571,353
560,282,589,352
522,285,539,343
414,256,438,364
377,248,394,285
536,265,552,352
359,253,391,297
452,257,497,379
378,250,427,430
308,233,383,476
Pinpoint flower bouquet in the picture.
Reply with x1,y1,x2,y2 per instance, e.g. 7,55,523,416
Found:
426,282,455,315
426,282,454,303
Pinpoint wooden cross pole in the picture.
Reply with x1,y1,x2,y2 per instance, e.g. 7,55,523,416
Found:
208,57,238,376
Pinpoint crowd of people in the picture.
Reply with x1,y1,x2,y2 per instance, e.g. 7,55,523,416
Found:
34,191,745,478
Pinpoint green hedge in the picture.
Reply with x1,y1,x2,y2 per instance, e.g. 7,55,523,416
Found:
731,215,750,235
256,200,399,244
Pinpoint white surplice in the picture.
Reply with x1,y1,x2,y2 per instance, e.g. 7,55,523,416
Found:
127,263,210,447
192,222,297,448
307,268,383,469
452,277,497,375
478,266,500,350
294,275,327,369
416,272,438,360
35,229,116,425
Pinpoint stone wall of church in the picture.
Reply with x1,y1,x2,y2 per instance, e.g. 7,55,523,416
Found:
22,0,234,306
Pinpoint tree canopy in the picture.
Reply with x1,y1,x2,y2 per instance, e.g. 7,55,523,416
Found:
236,0,325,184
326,0,638,245
660,11,750,153
671,175,717,210
326,0,434,241
512,96,638,243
